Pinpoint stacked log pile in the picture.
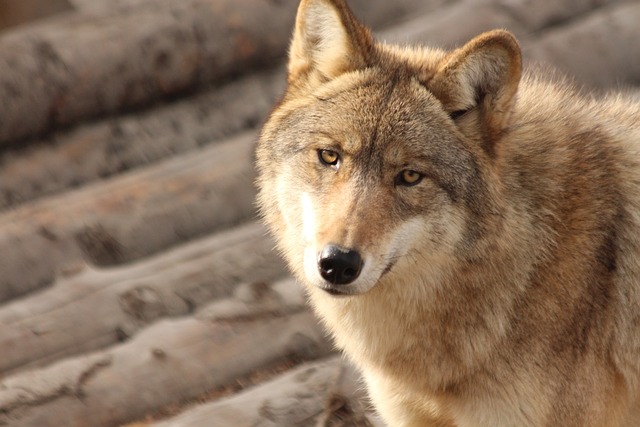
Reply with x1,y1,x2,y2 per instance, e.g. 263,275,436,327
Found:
0,0,638,426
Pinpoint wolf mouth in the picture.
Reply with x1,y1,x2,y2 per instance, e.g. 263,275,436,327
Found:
322,287,352,297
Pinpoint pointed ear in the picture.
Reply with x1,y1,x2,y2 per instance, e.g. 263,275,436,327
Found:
288,0,373,87
430,30,522,144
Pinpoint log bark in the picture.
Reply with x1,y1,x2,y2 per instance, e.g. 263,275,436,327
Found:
381,0,613,47
0,0,297,146
0,0,443,146
0,66,285,210
315,362,383,427
525,2,640,88
0,0,72,30
0,309,333,427
380,0,640,88
149,357,386,427
152,358,343,427
0,222,288,376
0,131,257,303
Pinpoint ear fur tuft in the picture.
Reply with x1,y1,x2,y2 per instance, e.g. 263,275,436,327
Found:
288,0,372,87
430,30,522,142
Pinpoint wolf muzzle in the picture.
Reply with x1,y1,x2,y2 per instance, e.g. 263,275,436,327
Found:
318,244,363,285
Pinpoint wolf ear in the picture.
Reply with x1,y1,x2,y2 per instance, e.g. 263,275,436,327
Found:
430,30,522,145
288,0,373,87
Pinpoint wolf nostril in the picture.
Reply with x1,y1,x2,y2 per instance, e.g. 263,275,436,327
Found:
318,245,363,285
320,259,334,274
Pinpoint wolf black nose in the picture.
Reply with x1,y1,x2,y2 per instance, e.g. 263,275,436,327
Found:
318,245,363,285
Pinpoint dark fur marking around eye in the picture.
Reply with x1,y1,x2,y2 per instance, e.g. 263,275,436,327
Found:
450,110,469,120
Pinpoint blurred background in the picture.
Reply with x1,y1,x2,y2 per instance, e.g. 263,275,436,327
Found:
0,0,638,426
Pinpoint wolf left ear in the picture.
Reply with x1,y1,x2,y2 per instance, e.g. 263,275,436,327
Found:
288,0,373,87
430,30,522,144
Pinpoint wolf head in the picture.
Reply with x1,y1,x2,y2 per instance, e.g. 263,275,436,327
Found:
256,0,522,297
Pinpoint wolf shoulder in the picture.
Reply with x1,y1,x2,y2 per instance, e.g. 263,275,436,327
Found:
501,70,640,192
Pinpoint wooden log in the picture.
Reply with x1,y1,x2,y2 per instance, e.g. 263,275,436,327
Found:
69,0,144,10
0,309,333,427
380,0,520,48
315,362,380,427
0,0,297,146
0,222,288,376
149,357,387,427
0,131,257,303
151,358,342,427
380,0,640,88
525,2,640,88
196,278,305,323
380,0,608,47
0,66,285,211
73,0,446,23
0,0,440,146
0,0,72,30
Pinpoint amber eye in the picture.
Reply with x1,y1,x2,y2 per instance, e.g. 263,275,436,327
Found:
396,170,423,186
318,149,340,167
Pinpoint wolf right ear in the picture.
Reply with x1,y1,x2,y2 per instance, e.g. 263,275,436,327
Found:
430,30,522,146
288,0,373,88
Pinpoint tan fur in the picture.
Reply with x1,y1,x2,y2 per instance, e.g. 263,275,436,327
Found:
256,0,640,425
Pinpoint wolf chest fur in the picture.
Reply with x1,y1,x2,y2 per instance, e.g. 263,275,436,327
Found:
256,0,640,425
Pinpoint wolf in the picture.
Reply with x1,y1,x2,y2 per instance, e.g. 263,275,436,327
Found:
256,0,640,425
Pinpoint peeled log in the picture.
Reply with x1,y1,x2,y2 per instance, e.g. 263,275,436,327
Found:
153,358,342,427
380,0,640,89
0,222,288,376
525,2,640,88
0,0,297,145
151,357,386,427
0,310,333,427
0,66,285,211
0,0,444,146
0,131,257,303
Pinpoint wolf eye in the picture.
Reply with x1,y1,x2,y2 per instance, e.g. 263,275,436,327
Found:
396,170,423,187
318,149,340,167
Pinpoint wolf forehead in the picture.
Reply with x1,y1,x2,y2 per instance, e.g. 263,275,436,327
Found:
264,68,479,194
286,67,451,140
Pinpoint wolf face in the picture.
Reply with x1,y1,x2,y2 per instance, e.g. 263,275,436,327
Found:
265,74,472,296
257,0,520,297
